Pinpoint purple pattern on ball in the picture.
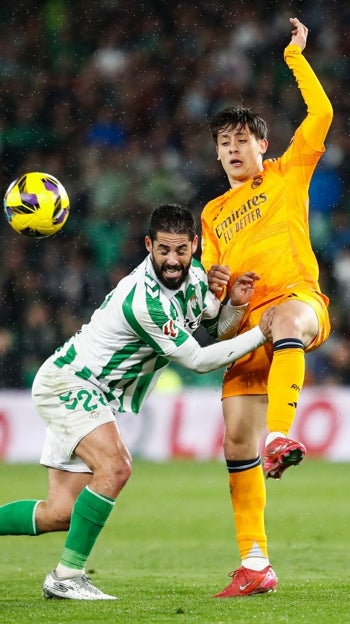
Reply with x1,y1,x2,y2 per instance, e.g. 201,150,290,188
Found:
55,209,69,224
44,180,58,194
21,193,38,205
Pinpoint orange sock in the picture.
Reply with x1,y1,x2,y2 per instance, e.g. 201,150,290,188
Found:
267,339,305,435
227,460,267,560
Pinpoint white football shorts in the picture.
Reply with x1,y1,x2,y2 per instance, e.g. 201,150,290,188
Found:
32,356,117,472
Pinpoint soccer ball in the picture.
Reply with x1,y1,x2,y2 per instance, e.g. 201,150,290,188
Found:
3,171,70,238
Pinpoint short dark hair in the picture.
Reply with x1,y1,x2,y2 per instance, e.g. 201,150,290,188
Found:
149,204,196,242
209,106,268,142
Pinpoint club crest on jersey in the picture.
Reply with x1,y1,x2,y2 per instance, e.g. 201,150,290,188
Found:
189,294,201,313
251,175,263,189
163,318,178,338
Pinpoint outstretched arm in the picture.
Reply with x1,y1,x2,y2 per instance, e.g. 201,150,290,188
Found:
168,302,275,373
284,18,333,150
168,324,266,373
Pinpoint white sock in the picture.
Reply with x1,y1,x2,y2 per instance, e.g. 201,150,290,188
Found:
242,557,269,571
265,431,286,447
55,563,84,579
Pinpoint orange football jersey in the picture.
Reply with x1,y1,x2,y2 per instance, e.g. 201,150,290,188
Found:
201,44,333,311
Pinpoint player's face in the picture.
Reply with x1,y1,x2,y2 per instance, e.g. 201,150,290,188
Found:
216,125,268,186
145,232,198,290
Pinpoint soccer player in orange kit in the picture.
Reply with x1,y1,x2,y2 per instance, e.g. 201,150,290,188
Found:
201,18,333,597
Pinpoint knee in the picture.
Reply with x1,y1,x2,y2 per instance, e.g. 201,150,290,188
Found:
95,454,133,498
114,454,133,490
223,436,240,458
223,432,259,460
272,310,303,338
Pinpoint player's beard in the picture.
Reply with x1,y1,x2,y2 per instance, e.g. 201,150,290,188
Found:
151,257,190,290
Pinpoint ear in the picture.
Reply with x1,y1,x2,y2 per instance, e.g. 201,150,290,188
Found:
192,234,198,254
216,145,221,161
259,138,269,154
145,235,152,252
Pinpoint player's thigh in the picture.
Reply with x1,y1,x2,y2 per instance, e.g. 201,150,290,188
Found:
222,394,267,456
75,420,132,474
272,299,319,344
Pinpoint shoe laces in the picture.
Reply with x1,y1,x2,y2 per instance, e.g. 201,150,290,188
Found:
228,568,242,580
228,566,265,581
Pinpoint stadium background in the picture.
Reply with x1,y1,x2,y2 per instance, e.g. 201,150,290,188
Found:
0,9,348,620
0,1,349,460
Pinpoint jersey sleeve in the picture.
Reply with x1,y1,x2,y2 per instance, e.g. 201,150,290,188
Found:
284,44,333,152
168,325,265,373
217,301,247,340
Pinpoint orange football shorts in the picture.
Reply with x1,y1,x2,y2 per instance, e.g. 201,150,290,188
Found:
222,290,330,398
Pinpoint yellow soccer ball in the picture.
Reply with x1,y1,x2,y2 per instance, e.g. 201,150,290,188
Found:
3,171,70,238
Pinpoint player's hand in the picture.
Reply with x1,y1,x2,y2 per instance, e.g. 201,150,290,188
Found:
259,306,276,341
229,272,260,306
207,264,230,295
289,17,308,51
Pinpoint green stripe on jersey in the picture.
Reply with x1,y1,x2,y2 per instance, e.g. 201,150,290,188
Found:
53,344,77,368
98,340,148,379
130,362,164,412
144,284,191,348
106,352,167,413
123,281,189,349
192,257,207,300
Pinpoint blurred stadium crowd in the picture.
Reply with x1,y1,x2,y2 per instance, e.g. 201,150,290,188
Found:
0,0,350,388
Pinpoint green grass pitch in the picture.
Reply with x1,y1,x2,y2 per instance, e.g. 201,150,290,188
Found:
0,458,348,623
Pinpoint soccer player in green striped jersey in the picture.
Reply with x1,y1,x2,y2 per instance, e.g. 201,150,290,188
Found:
0,204,273,600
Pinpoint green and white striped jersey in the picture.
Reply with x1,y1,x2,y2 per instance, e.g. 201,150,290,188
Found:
50,255,221,414
47,254,265,414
